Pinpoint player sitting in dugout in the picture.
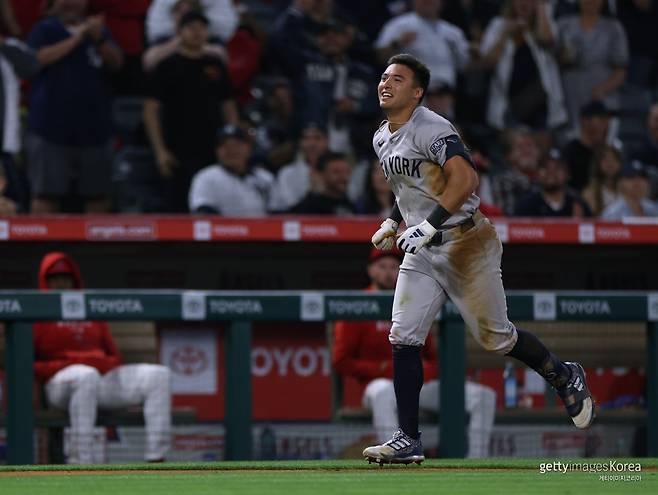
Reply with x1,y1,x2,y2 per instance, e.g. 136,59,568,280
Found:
333,247,496,458
33,251,172,464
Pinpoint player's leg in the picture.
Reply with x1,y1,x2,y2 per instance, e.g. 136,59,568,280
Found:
45,364,101,464
363,254,445,464
98,364,172,461
362,378,398,443
390,258,445,440
442,214,594,428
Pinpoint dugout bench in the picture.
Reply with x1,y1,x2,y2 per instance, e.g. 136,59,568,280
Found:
330,320,649,454
1,290,657,464
0,321,196,463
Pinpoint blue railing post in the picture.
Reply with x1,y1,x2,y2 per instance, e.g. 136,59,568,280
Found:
224,321,253,460
5,322,34,464
439,319,466,458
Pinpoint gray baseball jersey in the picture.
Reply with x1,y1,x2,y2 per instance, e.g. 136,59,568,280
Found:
374,106,517,355
372,106,480,227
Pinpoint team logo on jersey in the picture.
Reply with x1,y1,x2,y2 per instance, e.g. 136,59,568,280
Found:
430,135,460,158
377,139,385,147
381,156,422,179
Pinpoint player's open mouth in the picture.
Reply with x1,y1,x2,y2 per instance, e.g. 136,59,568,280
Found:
380,92,393,101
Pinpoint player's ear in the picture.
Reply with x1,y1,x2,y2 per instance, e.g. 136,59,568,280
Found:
414,87,424,101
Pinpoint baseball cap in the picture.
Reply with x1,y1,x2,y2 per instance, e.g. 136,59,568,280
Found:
621,161,648,178
45,259,73,277
317,18,347,34
369,246,403,264
216,125,248,144
539,148,566,168
580,101,614,119
178,10,209,29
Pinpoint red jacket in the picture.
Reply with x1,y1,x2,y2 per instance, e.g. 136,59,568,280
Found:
332,287,438,384
33,252,122,382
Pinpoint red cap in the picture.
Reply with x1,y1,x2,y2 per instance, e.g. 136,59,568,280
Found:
369,246,403,264
45,259,73,276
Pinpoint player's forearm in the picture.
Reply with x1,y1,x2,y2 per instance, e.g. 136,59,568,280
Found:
388,202,402,224
428,160,478,227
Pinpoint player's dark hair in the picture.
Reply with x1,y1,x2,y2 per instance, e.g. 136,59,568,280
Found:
317,151,348,172
387,54,430,102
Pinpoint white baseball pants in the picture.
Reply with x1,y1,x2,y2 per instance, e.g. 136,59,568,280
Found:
45,363,172,463
363,378,496,458
389,212,518,354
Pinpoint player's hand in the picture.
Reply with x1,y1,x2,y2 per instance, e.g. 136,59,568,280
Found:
371,218,399,250
397,220,437,254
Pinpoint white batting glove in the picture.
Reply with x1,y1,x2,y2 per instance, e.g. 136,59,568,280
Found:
397,220,437,254
371,218,399,250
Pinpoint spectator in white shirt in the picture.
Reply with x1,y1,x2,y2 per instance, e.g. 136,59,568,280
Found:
601,161,658,220
375,0,470,89
189,125,273,216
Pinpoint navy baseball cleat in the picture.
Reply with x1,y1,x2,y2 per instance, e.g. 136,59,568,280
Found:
363,429,425,465
557,362,595,429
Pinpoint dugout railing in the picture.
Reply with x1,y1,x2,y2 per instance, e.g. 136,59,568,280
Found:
1,290,657,464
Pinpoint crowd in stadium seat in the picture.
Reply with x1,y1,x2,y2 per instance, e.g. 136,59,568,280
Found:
0,0,656,217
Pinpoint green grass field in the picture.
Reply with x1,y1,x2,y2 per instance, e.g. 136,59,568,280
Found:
0,459,656,495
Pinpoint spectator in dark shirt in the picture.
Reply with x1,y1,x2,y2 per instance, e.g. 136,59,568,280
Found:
143,11,239,212
88,0,151,94
631,103,658,197
142,1,227,73
26,0,123,214
515,148,592,218
615,0,658,86
562,101,614,193
289,150,356,215
286,19,378,156
250,78,296,171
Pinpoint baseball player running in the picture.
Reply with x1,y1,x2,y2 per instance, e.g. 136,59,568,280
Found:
363,54,594,465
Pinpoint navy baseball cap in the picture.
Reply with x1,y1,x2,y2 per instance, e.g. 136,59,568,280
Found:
580,101,614,118
539,148,566,169
216,125,248,144
178,10,209,29
621,161,648,178
317,18,347,34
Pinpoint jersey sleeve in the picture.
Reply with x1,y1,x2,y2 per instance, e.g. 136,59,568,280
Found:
416,120,474,168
